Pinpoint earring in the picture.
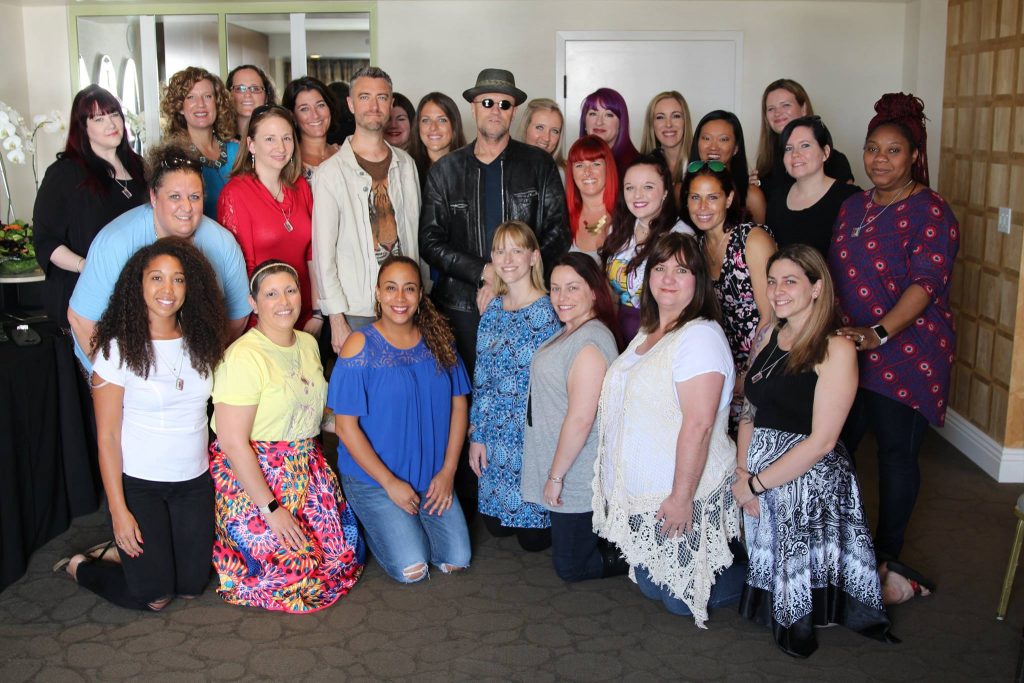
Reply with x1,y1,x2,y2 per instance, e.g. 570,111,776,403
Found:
250,153,255,166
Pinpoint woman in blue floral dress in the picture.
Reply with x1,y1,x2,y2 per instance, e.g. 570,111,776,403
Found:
470,221,560,551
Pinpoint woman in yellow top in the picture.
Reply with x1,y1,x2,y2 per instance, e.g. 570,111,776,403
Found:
210,259,363,612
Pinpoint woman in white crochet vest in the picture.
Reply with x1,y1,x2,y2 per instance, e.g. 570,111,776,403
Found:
593,231,746,627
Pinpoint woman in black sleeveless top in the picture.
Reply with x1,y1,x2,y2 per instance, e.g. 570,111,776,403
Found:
731,244,894,657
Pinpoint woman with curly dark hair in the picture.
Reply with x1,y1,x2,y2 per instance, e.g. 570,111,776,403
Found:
282,76,342,183
209,259,364,611
331,255,472,583
161,66,238,218
53,237,227,611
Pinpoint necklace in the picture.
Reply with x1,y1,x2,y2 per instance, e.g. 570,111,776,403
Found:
267,182,294,232
583,214,608,236
112,175,132,199
153,337,185,391
749,339,790,384
851,178,915,237
190,139,227,169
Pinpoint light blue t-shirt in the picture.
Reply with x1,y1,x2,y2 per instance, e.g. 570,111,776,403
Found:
69,203,250,371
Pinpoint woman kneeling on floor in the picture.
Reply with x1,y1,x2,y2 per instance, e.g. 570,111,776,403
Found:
332,256,472,583
594,232,746,627
732,245,896,657
56,237,227,610
210,260,364,612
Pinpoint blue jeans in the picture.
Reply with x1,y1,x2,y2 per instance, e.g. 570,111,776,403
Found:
341,474,471,583
550,511,604,582
634,539,748,617
840,388,929,561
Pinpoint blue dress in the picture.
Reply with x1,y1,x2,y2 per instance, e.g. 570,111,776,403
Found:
471,296,560,528
328,325,471,491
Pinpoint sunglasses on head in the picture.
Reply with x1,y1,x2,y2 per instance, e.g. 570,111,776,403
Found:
160,156,202,171
687,160,727,173
476,98,513,111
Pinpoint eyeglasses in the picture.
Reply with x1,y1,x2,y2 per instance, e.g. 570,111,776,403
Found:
231,84,265,95
160,156,202,171
686,160,727,173
475,98,513,111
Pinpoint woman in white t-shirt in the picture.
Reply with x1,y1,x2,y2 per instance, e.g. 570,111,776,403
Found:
54,237,228,611
593,231,745,628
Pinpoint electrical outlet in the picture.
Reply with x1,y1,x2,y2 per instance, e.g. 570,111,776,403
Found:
999,207,1012,234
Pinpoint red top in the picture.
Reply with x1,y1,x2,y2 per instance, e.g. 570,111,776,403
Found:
218,174,315,327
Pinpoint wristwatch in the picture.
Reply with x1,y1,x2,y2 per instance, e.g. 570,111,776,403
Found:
871,324,889,346
259,499,280,516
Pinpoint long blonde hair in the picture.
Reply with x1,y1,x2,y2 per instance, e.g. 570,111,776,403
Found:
639,91,693,184
519,98,565,166
755,79,814,179
490,221,546,296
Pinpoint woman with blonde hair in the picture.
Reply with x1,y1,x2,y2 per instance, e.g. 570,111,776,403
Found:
639,91,693,201
471,221,560,551
520,98,565,168
161,66,238,218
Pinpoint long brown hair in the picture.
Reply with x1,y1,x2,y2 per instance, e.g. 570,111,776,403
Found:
765,244,837,373
375,256,458,369
230,105,303,185
161,67,236,141
755,79,814,178
551,252,622,350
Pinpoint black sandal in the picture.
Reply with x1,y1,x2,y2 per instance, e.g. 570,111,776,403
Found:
885,560,936,593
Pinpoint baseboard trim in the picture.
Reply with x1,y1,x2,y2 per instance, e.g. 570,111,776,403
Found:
935,409,1024,483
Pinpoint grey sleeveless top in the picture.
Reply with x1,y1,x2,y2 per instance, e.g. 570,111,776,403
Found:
521,319,619,513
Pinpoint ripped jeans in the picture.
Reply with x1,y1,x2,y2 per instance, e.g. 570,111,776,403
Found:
341,474,472,583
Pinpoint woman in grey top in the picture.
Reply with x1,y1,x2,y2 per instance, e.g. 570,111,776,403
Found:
522,253,627,581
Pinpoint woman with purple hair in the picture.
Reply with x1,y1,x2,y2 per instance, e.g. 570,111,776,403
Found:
579,88,638,173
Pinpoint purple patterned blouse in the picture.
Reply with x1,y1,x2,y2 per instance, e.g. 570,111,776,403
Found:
829,188,959,426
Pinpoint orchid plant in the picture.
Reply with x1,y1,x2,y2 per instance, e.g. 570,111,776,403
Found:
0,100,66,224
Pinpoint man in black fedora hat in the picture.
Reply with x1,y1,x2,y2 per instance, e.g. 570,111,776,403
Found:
419,67,568,507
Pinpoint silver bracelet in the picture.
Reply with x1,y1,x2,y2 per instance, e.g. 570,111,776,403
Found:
548,473,564,483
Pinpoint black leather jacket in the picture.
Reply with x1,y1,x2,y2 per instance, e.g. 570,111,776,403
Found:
419,139,569,313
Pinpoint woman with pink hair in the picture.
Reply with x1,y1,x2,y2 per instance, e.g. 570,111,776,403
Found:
579,88,638,173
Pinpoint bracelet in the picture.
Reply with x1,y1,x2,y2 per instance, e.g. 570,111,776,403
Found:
77,257,85,273
754,472,768,492
548,473,564,483
311,313,324,321
747,475,758,497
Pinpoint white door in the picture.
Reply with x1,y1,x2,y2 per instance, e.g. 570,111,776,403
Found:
556,31,742,156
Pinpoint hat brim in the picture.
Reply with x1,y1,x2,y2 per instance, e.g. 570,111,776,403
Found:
462,85,527,106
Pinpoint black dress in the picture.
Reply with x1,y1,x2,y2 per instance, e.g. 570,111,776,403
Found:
32,156,146,326
760,149,854,207
765,180,862,255
738,328,895,657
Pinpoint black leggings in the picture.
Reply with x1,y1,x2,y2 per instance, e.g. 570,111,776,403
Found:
76,472,214,610
482,513,552,552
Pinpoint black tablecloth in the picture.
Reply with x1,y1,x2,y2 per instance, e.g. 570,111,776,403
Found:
0,322,100,591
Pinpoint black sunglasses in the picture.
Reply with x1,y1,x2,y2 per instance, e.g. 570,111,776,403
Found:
476,98,513,111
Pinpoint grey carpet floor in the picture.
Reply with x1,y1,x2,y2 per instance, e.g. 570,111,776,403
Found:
0,431,1020,681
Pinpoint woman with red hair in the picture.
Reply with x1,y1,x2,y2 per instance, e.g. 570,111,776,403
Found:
565,135,618,261
829,92,958,599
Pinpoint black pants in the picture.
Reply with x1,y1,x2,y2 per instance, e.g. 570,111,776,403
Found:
438,304,482,509
550,510,604,582
77,472,214,610
840,388,929,562
482,514,552,552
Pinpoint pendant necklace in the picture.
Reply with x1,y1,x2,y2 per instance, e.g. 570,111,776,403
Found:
153,337,186,391
270,184,294,232
851,178,915,237
113,176,133,199
749,340,790,384
583,214,608,236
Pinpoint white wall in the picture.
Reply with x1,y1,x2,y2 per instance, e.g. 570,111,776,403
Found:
9,0,948,217
0,1,35,222
375,0,948,188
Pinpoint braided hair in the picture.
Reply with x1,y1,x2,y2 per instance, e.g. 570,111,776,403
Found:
867,92,930,186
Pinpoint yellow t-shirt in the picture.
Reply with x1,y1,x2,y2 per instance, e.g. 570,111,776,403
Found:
211,328,327,441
